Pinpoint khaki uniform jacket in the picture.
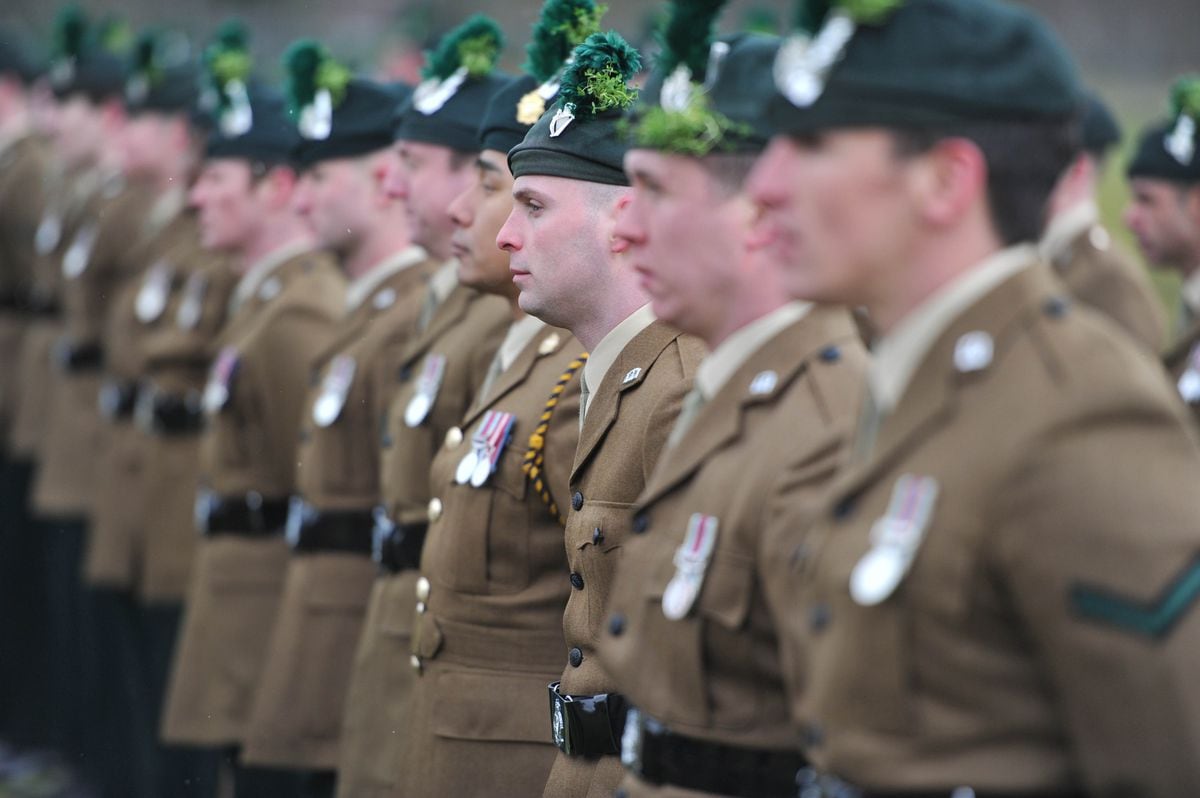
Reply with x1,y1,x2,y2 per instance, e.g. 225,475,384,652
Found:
132,251,238,604
242,254,440,770
86,212,204,589
599,309,867,798
765,264,1200,795
1163,319,1200,426
392,325,582,798
544,321,704,798
0,134,50,448
1047,224,1165,354
336,283,509,798
32,179,159,518
161,249,344,746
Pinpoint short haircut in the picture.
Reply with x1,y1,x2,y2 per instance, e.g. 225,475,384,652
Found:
698,152,761,197
448,147,479,171
890,117,1080,246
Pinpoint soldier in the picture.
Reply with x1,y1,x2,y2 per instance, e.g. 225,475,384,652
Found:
159,68,345,797
80,27,204,797
493,21,705,797
746,0,1200,794
1040,90,1165,353
385,15,588,797
333,14,515,798
237,42,435,798
600,6,867,796
1126,78,1200,413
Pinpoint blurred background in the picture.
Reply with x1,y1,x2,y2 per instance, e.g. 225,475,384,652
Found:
1,0,1197,299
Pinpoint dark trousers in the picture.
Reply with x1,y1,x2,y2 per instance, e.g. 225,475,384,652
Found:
224,747,307,798
43,517,89,766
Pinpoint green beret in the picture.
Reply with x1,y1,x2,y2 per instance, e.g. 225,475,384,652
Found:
1080,91,1121,157
393,15,509,153
124,29,198,115
479,74,540,154
283,40,411,168
204,85,297,166
1128,77,1200,184
768,0,1082,133
630,0,778,156
508,31,641,187
48,6,127,102
0,26,45,84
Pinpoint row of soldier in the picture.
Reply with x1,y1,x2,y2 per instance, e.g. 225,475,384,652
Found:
1,0,1200,797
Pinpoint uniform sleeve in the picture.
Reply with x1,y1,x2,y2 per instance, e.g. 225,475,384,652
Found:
990,395,1200,796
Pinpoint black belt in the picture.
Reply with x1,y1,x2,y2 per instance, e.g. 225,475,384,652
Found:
98,378,139,421
137,390,205,436
795,769,1087,798
194,489,288,537
370,509,427,573
53,339,103,373
285,497,374,556
548,682,626,757
621,707,806,798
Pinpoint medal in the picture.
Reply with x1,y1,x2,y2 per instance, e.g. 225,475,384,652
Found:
61,223,98,279
849,474,939,606
35,212,63,255
176,272,208,330
135,260,174,323
455,449,480,485
404,354,446,428
203,347,240,414
312,355,357,427
456,410,516,487
661,514,720,621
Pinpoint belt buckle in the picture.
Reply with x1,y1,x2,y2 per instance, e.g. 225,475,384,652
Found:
795,768,864,798
619,707,644,775
371,506,395,565
548,682,573,755
286,496,316,547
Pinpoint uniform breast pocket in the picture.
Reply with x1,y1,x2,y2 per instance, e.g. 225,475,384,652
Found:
483,436,534,593
568,500,635,631
693,550,759,730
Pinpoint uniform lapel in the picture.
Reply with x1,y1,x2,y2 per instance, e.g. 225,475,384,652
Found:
571,321,681,479
395,284,474,371
461,326,569,428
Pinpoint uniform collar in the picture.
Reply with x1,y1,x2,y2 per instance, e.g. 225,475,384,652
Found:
1038,199,1098,265
870,244,1035,414
231,239,314,312
695,301,811,401
580,303,657,408
1181,268,1200,319
497,314,547,374
343,244,428,312
426,258,460,308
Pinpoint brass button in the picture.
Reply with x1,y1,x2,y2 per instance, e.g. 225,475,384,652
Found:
444,426,463,449
427,498,443,523
415,576,431,602
410,654,423,674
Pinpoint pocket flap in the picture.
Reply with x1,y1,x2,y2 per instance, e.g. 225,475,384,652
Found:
431,668,554,744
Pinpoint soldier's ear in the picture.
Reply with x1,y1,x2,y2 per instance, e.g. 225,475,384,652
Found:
913,136,989,233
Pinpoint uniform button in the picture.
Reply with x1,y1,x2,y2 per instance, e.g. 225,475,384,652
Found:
833,495,856,521
819,345,841,362
381,433,393,448
1043,296,1069,318
416,601,427,614
608,613,626,636
809,603,832,633
444,426,463,449
397,364,413,382
802,721,824,749
416,576,431,601
570,572,585,590
632,514,649,534
410,654,423,674
572,491,584,511
427,498,443,523
592,527,604,545
568,647,583,667
615,791,628,798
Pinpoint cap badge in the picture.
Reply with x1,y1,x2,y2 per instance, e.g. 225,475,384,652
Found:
774,12,856,108
299,88,333,140
414,66,468,116
549,103,576,138
1165,114,1196,166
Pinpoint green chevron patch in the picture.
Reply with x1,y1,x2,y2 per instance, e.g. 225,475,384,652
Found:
1070,556,1200,639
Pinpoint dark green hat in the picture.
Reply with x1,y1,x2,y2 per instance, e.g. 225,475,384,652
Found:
476,0,606,154
201,32,295,166
508,31,641,187
393,15,509,153
49,6,126,102
767,0,1082,133
1128,77,1200,184
284,40,410,168
0,26,45,84
125,28,198,115
630,0,777,156
1079,90,1121,158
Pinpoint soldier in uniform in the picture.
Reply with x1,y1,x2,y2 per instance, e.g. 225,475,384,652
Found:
493,22,704,798
601,8,867,796
159,70,345,797
386,15,588,798
1126,78,1200,414
334,15,514,798
1040,91,1166,353
746,0,1200,794
238,43,434,798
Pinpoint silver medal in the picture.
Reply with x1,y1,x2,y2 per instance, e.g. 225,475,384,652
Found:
404,392,433,428
470,452,493,488
312,393,342,428
849,545,907,606
35,213,63,255
455,449,480,485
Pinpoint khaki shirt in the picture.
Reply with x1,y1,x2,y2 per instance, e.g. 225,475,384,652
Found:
766,258,1200,795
